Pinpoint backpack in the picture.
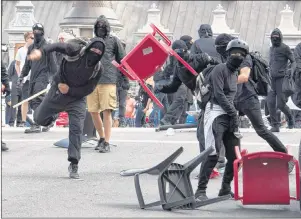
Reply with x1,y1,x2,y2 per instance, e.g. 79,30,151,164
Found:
194,65,216,110
249,52,271,96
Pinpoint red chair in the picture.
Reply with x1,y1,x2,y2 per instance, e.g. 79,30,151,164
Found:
233,146,300,205
112,23,198,108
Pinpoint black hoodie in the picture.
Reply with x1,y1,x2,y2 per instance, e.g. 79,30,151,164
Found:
269,28,296,78
94,15,126,84
190,24,220,62
20,37,57,86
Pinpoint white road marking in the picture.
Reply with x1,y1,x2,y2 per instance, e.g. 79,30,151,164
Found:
2,139,300,147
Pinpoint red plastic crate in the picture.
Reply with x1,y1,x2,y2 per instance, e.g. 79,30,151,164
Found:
56,112,69,127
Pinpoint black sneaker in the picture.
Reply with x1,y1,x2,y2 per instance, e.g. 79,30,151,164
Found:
218,185,234,197
98,141,111,153
25,125,41,134
95,138,105,150
195,189,208,201
42,122,55,132
1,142,9,151
270,126,280,132
68,163,79,179
287,120,295,129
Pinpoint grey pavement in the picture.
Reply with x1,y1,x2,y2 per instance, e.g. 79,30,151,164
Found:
1,127,301,218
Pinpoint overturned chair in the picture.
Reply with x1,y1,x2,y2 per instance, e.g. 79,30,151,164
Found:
132,146,232,211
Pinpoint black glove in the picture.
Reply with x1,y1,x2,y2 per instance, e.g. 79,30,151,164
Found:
122,82,130,90
229,115,239,132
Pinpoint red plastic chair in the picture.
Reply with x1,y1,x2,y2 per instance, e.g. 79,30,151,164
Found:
112,23,198,108
56,112,69,127
233,146,300,205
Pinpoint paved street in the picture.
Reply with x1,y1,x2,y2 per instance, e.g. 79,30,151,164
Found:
1,127,301,218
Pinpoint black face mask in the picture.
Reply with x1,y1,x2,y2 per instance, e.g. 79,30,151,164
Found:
216,45,227,59
226,55,244,72
174,48,187,58
86,51,101,67
34,32,43,43
271,37,281,47
96,27,107,38
186,42,192,50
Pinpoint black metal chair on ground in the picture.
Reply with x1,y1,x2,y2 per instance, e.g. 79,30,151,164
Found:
134,146,232,211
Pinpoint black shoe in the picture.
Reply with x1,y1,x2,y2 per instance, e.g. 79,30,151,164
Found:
17,122,26,127
218,184,234,197
95,138,105,150
25,125,41,134
98,141,110,153
270,126,279,132
42,122,55,132
195,189,208,201
1,142,9,151
68,163,79,179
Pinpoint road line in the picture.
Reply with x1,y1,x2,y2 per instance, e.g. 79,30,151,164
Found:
2,139,300,147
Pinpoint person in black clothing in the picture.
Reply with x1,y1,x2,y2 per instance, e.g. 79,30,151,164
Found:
215,34,289,160
7,60,23,127
267,28,296,132
27,37,105,179
17,23,57,134
195,39,248,201
159,40,215,125
1,60,11,151
135,83,152,127
116,40,130,127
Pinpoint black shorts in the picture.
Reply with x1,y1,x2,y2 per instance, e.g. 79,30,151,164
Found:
22,80,30,100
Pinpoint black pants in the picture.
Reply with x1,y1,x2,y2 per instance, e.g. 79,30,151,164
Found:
10,93,22,125
236,96,287,153
162,84,187,125
29,81,48,111
34,85,86,164
118,89,127,122
267,77,293,127
197,114,240,191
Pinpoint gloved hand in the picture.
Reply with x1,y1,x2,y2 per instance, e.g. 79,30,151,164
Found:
122,81,130,90
209,57,220,65
229,115,239,132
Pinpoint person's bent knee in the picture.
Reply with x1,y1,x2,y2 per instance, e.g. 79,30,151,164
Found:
33,110,48,126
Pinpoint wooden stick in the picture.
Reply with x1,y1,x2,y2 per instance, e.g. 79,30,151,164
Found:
12,87,50,108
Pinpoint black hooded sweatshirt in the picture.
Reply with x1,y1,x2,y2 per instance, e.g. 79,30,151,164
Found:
94,16,126,84
292,42,301,108
190,24,221,62
1,60,10,92
20,37,57,84
269,28,296,78
41,40,105,99
160,40,215,93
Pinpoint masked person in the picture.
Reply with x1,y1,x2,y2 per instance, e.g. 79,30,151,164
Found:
158,39,216,126
215,33,294,172
195,39,248,201
190,24,221,61
16,23,58,134
87,15,126,153
27,37,105,179
1,60,11,151
267,28,296,132
292,43,301,127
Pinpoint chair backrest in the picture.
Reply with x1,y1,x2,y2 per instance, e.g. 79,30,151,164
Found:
241,152,292,205
121,34,169,80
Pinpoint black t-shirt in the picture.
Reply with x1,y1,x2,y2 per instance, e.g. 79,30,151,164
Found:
234,54,256,103
135,84,152,108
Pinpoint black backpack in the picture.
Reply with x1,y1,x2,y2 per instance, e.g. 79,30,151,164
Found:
194,65,216,110
249,52,271,96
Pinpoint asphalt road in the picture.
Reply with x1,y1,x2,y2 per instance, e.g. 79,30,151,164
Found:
1,127,301,218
